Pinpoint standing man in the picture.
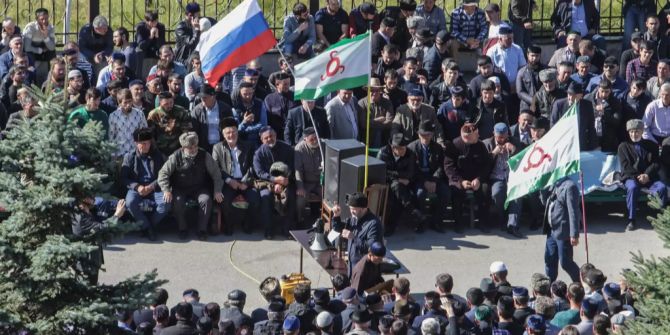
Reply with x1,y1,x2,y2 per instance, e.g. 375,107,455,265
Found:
121,128,170,241
22,8,55,84
416,0,447,34
517,46,545,111
109,89,148,158
285,99,330,146
542,177,581,283
326,89,360,140
175,2,202,64
550,82,598,151
509,0,533,51
191,85,234,152
331,192,384,277
486,26,526,90
622,0,657,51
158,131,224,240
294,127,323,227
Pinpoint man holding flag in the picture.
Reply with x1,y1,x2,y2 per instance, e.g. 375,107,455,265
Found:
506,103,582,283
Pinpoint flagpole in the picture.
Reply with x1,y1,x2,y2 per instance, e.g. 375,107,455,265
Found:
364,26,372,189
579,170,590,264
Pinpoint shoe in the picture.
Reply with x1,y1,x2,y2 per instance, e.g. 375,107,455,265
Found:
178,230,188,240
626,220,637,231
198,231,208,241
508,226,523,238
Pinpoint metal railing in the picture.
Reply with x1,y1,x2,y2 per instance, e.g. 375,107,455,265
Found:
0,0,642,46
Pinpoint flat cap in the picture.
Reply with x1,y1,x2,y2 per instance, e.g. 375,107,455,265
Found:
493,122,509,135
449,85,466,97
626,119,644,131
539,69,557,82
436,30,450,42
604,56,618,65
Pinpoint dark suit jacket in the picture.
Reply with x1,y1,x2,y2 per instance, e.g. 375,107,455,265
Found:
158,320,196,335
212,140,256,185
284,105,330,146
617,139,660,182
120,148,165,191
584,92,624,153
510,124,532,149
371,31,389,62
550,98,598,151
377,144,417,184
444,137,491,187
407,139,445,183
191,100,233,152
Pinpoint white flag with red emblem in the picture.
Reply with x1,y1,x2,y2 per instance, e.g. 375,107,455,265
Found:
293,31,370,100
505,103,581,207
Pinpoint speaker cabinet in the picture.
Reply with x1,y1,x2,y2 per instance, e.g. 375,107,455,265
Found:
338,155,386,219
324,139,366,206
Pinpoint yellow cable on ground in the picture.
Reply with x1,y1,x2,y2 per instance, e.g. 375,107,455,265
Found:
228,239,261,285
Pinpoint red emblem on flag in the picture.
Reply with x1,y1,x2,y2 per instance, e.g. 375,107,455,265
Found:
320,50,345,81
523,145,552,172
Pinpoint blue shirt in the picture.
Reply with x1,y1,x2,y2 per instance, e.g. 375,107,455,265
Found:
486,43,527,85
571,1,588,36
206,103,221,145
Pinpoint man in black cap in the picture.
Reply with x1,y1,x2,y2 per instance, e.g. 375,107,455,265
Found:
584,79,624,153
586,56,629,100
517,45,546,111
253,126,296,239
531,69,566,119
332,192,384,277
158,131,224,240
423,30,452,82
294,127,322,226
191,84,234,152
220,289,253,330
253,299,286,335
393,87,446,146
371,17,396,63
408,120,447,233
121,128,170,241
264,72,298,136
174,2,201,63
350,241,387,294
550,82,598,151
285,99,330,146
444,122,491,232
212,117,260,235
378,133,426,234
349,309,375,335
286,283,317,334
472,79,508,140
164,302,197,335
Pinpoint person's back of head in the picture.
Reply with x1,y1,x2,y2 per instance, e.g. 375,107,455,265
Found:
466,287,484,307
136,321,154,335
331,273,350,292
293,283,311,304
420,318,439,335
551,280,567,301
435,273,453,294
559,325,579,335
424,291,441,310
497,296,515,320
260,277,282,302
530,273,551,297
533,296,556,320
393,277,411,296
581,297,599,320
391,320,408,335
205,302,221,322
197,316,213,334
592,314,611,335
153,304,169,325
154,288,169,307
567,282,585,304
175,301,194,322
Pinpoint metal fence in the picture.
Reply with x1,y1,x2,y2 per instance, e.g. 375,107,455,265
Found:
0,0,645,45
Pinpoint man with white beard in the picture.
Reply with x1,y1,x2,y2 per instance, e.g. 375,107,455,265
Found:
294,127,323,227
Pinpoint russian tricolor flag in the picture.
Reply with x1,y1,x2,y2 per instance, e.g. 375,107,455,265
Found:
197,0,277,87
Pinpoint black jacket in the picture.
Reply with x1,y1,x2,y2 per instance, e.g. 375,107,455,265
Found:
377,144,417,183
508,0,534,25
618,139,660,181
174,20,201,64
220,305,253,330
190,100,234,152
531,86,567,119
284,105,330,146
429,76,468,109
444,137,491,187
134,21,166,59
407,139,444,183
516,63,546,110
550,0,600,38
380,7,412,53
584,91,624,153
371,31,389,63
120,148,165,191
468,73,511,101
550,98,598,151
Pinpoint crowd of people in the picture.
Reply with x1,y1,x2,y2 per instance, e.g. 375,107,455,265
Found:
121,260,634,335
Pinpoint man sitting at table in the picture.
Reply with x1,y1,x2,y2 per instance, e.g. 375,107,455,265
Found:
350,241,387,295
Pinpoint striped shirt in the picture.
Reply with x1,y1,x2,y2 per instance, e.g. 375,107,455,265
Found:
626,58,657,84
450,7,488,44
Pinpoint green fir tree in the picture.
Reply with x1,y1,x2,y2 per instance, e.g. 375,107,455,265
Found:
0,86,166,334
624,197,670,334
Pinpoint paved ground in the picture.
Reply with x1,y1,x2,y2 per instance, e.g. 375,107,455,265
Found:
99,203,670,309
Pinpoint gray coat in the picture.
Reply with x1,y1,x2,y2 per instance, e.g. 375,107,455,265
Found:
326,96,360,140
542,178,581,241
294,140,322,189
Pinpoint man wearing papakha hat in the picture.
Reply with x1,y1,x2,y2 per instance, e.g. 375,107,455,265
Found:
121,128,170,241
332,192,384,277
617,118,667,231
350,241,387,294
444,122,491,233
212,117,259,235
158,131,224,240
378,132,428,235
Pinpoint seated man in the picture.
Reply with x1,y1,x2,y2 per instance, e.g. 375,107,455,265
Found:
550,82,598,151
618,119,667,231
212,117,259,235
157,132,224,240
550,0,605,50
531,69,566,119
253,126,296,239
377,133,424,235
570,56,596,86
280,2,316,60
294,127,322,227
407,120,448,233
392,87,445,146
444,123,491,233
121,128,170,241
450,0,488,51
264,72,298,135
350,242,386,295
643,82,670,144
